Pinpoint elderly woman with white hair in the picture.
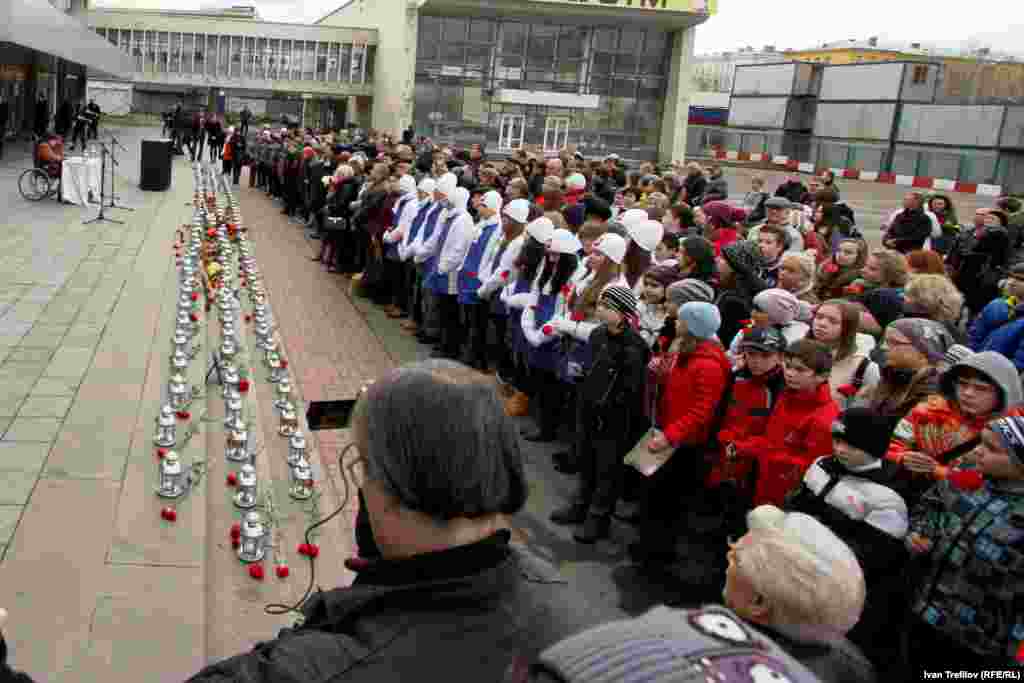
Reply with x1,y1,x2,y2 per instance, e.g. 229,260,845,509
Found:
509,506,875,683
178,360,615,682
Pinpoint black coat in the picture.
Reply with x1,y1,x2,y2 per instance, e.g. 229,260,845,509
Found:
187,531,617,683
581,326,650,431
683,173,707,204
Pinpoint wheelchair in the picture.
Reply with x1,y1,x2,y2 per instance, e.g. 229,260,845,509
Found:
18,138,61,202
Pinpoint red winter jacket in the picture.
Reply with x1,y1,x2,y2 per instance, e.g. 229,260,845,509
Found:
734,381,839,506
706,369,785,489
657,340,731,448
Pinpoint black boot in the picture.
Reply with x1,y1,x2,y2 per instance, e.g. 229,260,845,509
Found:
549,503,588,526
574,514,610,544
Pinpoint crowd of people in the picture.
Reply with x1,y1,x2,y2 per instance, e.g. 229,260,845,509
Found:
236,130,1024,679
5,126,1024,682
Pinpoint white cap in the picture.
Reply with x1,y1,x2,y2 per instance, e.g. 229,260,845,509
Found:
482,190,503,212
503,198,530,224
280,128,288,134
593,233,628,264
451,186,470,212
436,173,457,197
548,228,583,255
418,177,437,194
619,208,648,227
399,175,417,195
565,173,586,191
604,153,620,161
526,216,555,244
628,219,665,253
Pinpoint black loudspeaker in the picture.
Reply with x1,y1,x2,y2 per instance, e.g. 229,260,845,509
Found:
139,138,172,191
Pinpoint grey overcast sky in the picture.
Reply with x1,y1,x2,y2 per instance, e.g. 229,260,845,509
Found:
104,0,1021,56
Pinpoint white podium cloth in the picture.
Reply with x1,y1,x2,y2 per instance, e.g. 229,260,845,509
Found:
61,156,102,206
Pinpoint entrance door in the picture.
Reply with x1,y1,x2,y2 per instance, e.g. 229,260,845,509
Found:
498,114,525,151
543,116,570,153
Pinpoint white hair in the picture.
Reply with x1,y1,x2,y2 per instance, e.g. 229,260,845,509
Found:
334,164,354,179
734,505,866,645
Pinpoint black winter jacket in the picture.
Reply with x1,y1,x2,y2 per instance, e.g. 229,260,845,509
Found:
885,208,932,253
187,530,617,683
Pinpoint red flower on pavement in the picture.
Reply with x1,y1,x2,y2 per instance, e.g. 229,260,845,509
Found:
297,543,320,558
275,565,290,579
248,564,265,580
230,523,241,539
156,448,168,459
176,410,191,420
238,379,251,393
281,359,289,369
189,313,199,322
207,228,217,238
161,507,177,522
191,292,199,302
244,314,252,323
226,472,238,487
231,537,241,549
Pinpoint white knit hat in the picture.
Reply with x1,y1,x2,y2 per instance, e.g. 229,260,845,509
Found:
566,173,586,191
482,190,503,212
418,177,437,194
399,175,417,196
549,228,582,255
619,208,648,227
593,233,627,264
435,173,457,198
526,216,555,244
503,198,530,224
628,219,665,253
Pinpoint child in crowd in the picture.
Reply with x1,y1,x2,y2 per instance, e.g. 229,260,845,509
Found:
549,286,650,544
732,339,840,506
815,238,867,302
727,288,809,366
905,415,1024,673
652,232,680,268
637,265,682,348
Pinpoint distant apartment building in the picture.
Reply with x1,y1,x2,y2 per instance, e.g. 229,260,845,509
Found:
693,46,784,93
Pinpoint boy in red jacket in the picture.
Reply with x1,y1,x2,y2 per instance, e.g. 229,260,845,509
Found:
733,339,839,506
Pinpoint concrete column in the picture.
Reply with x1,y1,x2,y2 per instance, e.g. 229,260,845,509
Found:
369,1,415,138
658,25,696,165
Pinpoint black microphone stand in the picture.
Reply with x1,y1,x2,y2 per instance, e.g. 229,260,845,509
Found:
106,134,134,211
84,142,124,226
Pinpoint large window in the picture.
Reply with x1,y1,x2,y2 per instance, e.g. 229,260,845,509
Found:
182,33,194,74
338,43,352,82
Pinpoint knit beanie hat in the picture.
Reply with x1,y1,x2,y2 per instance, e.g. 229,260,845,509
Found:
644,264,684,288
861,288,905,330
535,605,822,683
890,318,953,364
583,196,612,221
666,278,715,307
831,407,892,460
680,301,721,340
565,173,586,191
753,288,800,326
599,286,638,320
990,416,1024,469
721,240,764,278
943,344,974,367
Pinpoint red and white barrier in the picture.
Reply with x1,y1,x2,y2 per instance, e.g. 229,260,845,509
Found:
710,149,1002,196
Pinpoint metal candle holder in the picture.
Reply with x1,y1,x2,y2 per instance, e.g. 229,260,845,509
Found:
169,373,191,410
287,432,307,467
154,404,177,447
171,349,189,373
221,365,239,399
268,357,285,384
156,451,187,499
224,397,243,427
288,457,314,501
237,510,266,563
234,463,258,509
219,338,237,363
279,406,298,437
274,380,293,410
173,331,190,356
225,422,250,463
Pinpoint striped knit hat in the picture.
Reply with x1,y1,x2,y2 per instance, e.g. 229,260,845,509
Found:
599,285,638,320
534,605,821,683
990,416,1024,469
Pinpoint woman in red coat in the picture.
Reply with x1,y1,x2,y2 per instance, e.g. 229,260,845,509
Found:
631,301,731,566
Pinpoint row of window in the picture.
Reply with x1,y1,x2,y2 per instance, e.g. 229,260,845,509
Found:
91,27,375,84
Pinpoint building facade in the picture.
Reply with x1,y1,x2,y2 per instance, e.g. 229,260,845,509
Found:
87,6,378,129
1,0,134,137
693,47,785,94
87,0,712,162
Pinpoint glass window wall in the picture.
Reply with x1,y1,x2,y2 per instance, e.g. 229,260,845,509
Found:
182,34,194,74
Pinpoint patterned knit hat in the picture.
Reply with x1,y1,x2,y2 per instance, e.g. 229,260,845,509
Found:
666,279,715,306
943,344,974,367
890,318,953,364
989,416,1024,469
533,605,822,683
721,241,765,279
599,285,638,320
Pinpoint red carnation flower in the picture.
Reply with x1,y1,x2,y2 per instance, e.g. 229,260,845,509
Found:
542,324,553,336
248,564,265,580
238,379,251,393
570,311,585,322
297,543,320,558
244,314,252,323
191,292,199,301
836,383,858,398
231,537,241,549
949,469,984,491
280,359,289,370
161,507,177,522
226,472,238,487
467,271,477,277
189,313,199,322
500,270,510,280
824,263,839,275
275,565,290,579
156,448,168,459
175,410,191,420
230,523,241,539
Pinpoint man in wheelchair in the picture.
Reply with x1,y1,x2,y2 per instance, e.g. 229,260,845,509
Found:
36,133,64,179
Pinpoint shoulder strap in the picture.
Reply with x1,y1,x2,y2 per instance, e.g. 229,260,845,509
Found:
706,371,738,445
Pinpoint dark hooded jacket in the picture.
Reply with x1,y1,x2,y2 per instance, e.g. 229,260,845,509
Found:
715,241,768,346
